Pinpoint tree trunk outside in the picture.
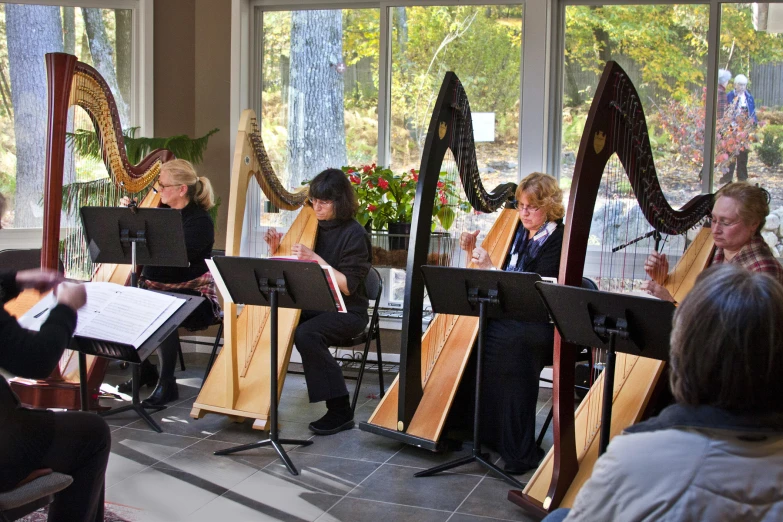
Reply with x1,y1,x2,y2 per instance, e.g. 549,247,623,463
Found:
83,8,128,124
63,7,75,55
6,5,63,227
115,9,132,108
287,10,346,186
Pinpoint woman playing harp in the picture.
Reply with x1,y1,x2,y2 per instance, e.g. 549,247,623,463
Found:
643,182,783,301
459,173,564,474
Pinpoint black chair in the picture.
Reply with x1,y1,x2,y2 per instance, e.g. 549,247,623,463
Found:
536,277,597,447
0,249,64,273
332,266,386,413
0,472,72,522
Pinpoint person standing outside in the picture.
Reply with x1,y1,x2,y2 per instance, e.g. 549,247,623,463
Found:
721,74,757,183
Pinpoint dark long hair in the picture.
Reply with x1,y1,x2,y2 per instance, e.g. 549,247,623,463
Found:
307,168,358,220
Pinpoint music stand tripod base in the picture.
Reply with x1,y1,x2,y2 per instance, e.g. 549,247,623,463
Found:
100,363,165,433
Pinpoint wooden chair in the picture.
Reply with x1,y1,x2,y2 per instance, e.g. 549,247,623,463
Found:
0,472,72,522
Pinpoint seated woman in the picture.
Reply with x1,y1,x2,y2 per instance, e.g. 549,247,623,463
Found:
119,159,221,406
1,270,111,522
644,181,783,300
265,168,371,435
459,172,564,474
546,264,783,521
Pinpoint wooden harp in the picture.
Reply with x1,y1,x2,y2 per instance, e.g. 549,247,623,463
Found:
360,72,517,449
191,109,315,430
5,52,172,411
509,61,713,518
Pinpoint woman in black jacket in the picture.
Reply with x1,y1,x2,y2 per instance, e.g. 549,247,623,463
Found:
459,172,565,474
0,270,110,522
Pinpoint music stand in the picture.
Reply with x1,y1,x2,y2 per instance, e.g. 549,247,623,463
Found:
208,256,338,476
414,266,550,489
76,291,204,432
534,283,674,454
80,206,189,430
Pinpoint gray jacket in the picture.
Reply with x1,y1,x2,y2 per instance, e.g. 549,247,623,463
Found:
564,404,783,521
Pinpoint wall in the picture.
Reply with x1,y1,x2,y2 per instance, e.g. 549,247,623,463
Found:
154,0,232,250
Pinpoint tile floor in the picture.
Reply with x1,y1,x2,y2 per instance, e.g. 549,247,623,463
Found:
101,355,553,522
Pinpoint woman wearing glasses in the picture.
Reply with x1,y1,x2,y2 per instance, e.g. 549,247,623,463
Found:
644,182,783,301
118,159,220,405
264,168,371,435
458,172,565,474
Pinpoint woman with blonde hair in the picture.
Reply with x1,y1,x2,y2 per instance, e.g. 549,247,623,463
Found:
459,172,565,473
118,159,220,405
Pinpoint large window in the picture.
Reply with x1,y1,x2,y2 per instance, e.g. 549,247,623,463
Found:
0,4,134,232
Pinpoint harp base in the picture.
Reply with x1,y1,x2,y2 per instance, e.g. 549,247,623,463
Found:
358,422,445,452
507,491,549,520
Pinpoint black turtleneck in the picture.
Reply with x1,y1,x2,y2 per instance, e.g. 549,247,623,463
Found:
142,200,214,284
314,219,371,313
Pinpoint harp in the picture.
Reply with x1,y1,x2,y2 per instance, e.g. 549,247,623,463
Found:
359,72,517,449
5,52,172,410
508,61,713,518
191,109,314,430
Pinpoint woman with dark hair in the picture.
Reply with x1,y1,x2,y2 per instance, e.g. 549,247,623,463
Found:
459,172,565,474
265,168,371,435
545,264,783,521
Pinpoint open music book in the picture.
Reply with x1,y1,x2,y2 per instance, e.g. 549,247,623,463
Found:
206,257,347,313
18,282,186,349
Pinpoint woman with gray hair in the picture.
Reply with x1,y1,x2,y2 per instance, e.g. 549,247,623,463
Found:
717,68,731,119
721,73,757,183
544,264,783,521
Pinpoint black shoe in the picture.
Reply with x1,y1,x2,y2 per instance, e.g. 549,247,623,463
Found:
117,361,159,394
308,408,354,435
141,379,179,407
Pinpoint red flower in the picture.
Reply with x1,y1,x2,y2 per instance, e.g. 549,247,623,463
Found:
410,168,416,174
377,178,389,190
439,193,448,205
349,175,360,184
347,168,355,174
437,181,445,189
367,181,374,189
412,172,419,182
363,165,372,174
367,204,377,212
371,163,376,168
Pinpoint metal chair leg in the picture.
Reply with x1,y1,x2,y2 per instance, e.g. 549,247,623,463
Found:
202,322,223,387
375,327,384,397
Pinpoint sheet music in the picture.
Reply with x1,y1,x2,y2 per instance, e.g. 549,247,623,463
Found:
19,282,185,349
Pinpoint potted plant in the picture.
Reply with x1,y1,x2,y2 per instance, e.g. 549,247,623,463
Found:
343,164,462,246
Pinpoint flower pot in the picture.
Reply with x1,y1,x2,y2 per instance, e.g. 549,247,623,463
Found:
388,222,412,251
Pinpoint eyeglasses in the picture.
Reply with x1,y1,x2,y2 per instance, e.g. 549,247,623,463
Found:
309,198,334,208
152,181,181,193
711,217,741,229
516,203,540,213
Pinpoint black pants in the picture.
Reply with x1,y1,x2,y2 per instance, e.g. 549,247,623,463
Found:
40,411,111,522
727,149,749,181
294,310,367,403
156,297,216,382
471,318,553,469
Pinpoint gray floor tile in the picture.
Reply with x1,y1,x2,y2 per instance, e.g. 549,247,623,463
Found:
107,428,197,487
348,462,482,512
320,497,451,522
125,405,233,437
264,451,380,496
457,477,540,521
207,418,316,451
387,443,502,477
297,425,404,463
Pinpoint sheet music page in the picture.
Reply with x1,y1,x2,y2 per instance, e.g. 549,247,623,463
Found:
321,264,347,313
18,282,185,348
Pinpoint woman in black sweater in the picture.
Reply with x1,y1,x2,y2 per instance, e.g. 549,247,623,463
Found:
119,159,220,405
460,172,564,474
265,169,371,435
0,270,110,522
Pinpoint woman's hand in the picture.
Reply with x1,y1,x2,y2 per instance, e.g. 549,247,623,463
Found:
644,252,669,284
119,196,131,207
15,269,64,293
291,243,322,263
641,279,675,302
460,230,480,252
470,246,494,270
54,281,87,311
264,228,283,253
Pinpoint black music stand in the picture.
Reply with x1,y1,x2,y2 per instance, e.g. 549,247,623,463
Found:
74,292,204,432
80,206,189,431
414,266,550,488
534,283,674,455
208,256,338,476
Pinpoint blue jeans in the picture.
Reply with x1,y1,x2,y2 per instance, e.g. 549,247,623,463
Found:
542,508,571,522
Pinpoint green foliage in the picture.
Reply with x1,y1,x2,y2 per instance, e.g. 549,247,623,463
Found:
66,127,219,165
757,126,783,168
